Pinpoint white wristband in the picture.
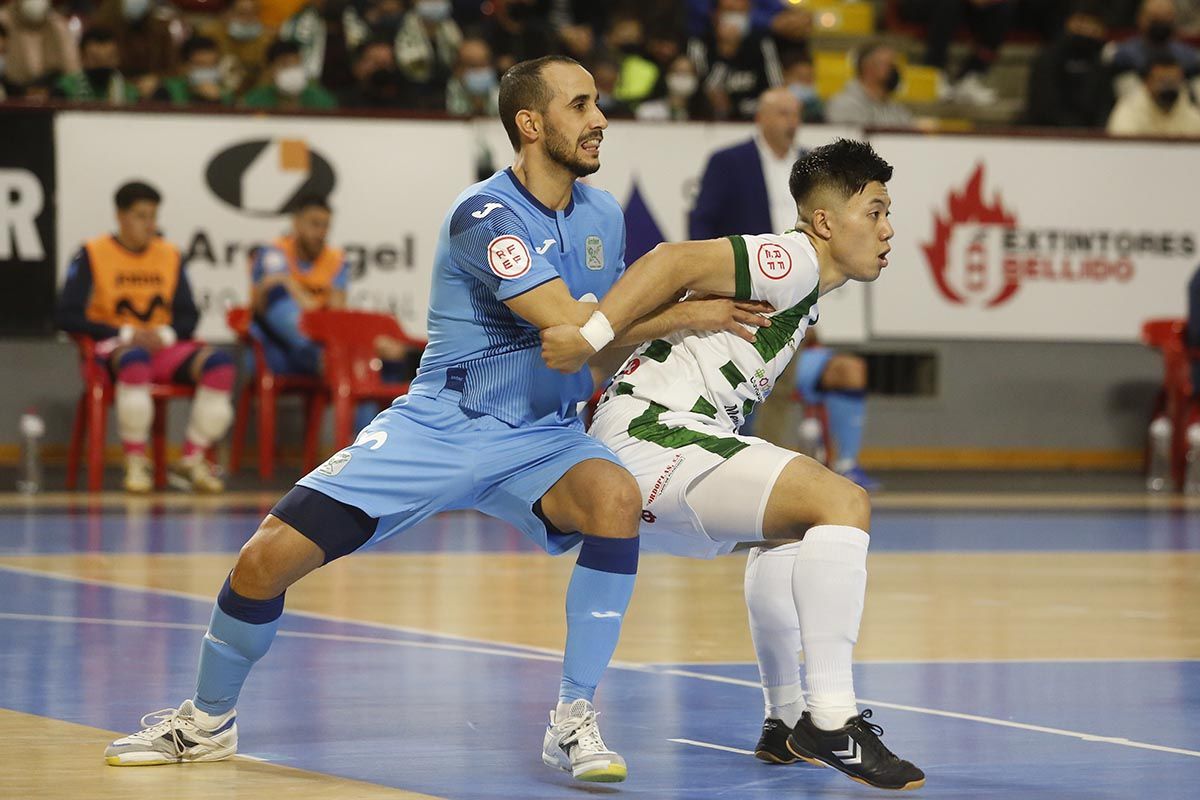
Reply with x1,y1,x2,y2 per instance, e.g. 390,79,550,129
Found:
579,310,615,353
118,325,135,344
157,325,178,347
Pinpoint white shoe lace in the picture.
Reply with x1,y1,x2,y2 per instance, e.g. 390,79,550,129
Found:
132,706,192,757
560,709,611,755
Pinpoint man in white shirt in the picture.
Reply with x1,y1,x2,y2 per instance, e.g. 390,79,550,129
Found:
1108,49,1200,136
541,139,924,793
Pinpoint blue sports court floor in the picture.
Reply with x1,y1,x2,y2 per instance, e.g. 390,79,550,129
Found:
2,492,1199,798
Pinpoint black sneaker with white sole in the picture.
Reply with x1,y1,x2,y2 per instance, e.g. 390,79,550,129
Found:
786,709,925,791
754,718,799,764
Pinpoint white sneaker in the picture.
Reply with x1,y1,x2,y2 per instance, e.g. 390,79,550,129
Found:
105,700,237,766
169,456,225,493
123,454,152,494
541,699,627,783
952,73,998,106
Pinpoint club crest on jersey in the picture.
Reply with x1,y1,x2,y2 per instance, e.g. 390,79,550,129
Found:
487,235,531,279
585,235,604,270
316,449,352,476
757,243,792,280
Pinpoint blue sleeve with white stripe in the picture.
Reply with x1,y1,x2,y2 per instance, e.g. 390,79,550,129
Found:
447,194,559,301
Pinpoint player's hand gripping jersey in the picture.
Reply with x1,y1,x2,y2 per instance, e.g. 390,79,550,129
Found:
600,231,819,433
410,168,626,427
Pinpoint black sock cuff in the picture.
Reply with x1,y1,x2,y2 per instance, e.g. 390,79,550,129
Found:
577,535,639,575
216,573,285,624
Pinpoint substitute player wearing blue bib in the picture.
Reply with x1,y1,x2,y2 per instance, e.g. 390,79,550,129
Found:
103,56,778,783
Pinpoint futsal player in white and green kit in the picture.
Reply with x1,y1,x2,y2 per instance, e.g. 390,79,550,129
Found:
542,139,925,792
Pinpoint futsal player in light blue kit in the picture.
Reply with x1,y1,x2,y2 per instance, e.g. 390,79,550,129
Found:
104,55,773,783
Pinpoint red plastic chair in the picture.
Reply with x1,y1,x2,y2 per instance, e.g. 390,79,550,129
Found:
300,309,426,448
227,307,327,480
66,335,197,492
1140,318,1191,490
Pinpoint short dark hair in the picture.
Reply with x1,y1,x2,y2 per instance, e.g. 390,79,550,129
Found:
267,39,302,64
353,36,395,64
80,27,117,50
115,181,162,210
788,139,893,211
498,55,583,151
182,35,219,63
289,194,331,214
854,39,892,76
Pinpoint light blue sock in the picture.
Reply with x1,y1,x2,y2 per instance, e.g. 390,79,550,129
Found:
193,574,284,715
826,390,866,470
559,535,639,704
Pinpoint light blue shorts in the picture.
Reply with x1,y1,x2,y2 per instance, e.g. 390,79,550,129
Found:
794,346,834,404
296,394,623,555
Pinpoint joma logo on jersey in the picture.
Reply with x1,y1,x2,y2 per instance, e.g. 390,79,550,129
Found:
585,235,604,269
487,235,531,279
757,244,792,279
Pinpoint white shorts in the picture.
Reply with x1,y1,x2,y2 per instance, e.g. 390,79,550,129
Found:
590,395,798,559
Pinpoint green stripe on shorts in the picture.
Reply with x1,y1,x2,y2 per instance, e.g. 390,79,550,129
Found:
691,396,718,418
719,360,746,388
642,339,673,363
628,402,749,459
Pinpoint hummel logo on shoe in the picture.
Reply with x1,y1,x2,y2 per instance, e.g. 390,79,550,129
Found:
785,709,924,791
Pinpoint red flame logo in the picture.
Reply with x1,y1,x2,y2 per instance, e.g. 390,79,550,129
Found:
922,164,1020,307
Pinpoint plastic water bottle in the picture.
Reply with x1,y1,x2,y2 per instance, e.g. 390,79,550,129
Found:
798,415,826,464
17,410,45,495
1146,416,1172,493
1185,423,1200,496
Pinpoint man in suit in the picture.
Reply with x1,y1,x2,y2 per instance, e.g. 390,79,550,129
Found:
688,86,877,490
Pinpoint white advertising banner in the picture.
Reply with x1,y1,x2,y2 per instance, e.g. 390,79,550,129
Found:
869,133,1195,341
475,120,869,342
56,112,868,344
56,112,476,342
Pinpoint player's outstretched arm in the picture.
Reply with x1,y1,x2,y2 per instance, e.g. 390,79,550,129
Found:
503,278,596,331
541,238,739,373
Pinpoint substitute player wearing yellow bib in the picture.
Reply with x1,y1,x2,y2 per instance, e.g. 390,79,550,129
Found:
544,140,924,792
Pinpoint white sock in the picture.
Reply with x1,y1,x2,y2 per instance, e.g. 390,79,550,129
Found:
191,705,233,730
793,524,869,731
185,386,234,450
115,383,152,447
744,544,806,728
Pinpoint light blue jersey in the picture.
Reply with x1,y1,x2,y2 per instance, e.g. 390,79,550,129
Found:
294,168,629,554
410,167,627,427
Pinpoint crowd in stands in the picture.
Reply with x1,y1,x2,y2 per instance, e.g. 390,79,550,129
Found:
2,0,1200,135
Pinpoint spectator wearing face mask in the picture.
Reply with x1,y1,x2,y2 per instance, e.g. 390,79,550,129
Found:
1023,0,1114,128
92,0,179,99
339,36,409,109
1111,0,1200,98
1108,48,1200,135
782,49,823,123
688,0,784,121
152,35,232,106
242,38,337,109
0,0,80,89
201,0,276,96
825,40,915,128
635,53,714,121
279,0,366,92
394,0,462,109
56,27,138,103
446,36,499,117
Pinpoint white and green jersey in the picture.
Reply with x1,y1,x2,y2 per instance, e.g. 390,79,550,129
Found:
602,230,820,433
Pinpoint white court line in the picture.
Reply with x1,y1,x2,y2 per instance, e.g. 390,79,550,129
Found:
4,565,1200,761
0,562,563,657
667,738,753,756
656,668,1200,760
0,612,564,664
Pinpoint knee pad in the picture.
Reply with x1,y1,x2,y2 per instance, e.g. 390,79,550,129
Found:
199,351,236,392
115,347,151,385
114,383,153,444
186,386,235,445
